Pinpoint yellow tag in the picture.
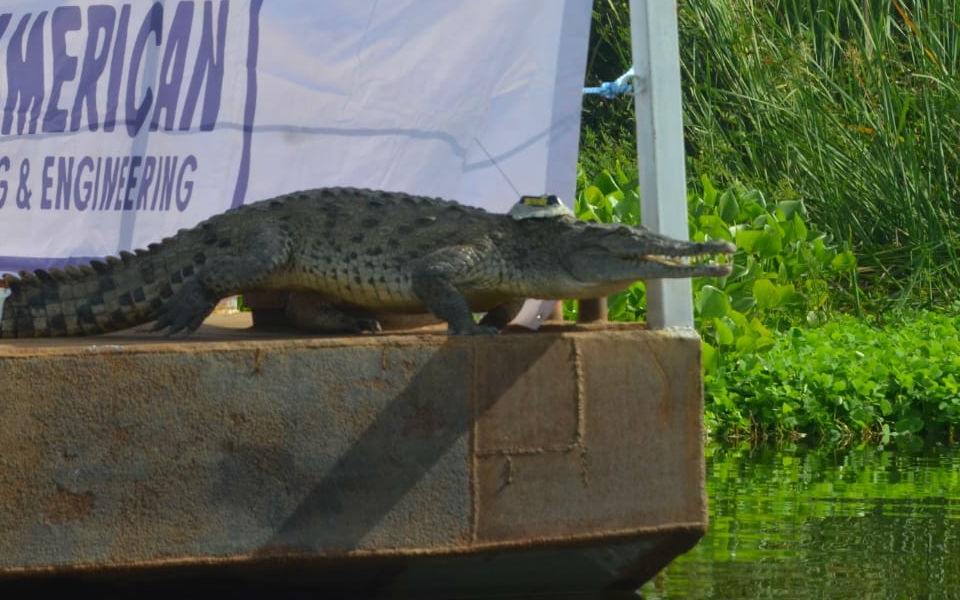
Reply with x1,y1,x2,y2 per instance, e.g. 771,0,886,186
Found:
508,194,570,220
520,195,550,207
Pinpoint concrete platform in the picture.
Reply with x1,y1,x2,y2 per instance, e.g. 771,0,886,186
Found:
0,317,707,598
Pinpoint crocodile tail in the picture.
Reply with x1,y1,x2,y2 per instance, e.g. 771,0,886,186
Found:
0,245,175,338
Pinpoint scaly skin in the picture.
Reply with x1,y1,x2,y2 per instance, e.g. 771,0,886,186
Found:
0,187,735,337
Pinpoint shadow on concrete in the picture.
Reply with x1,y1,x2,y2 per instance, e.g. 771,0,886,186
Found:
260,333,558,554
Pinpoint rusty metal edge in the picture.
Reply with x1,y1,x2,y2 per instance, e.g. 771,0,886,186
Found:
0,323,683,360
0,521,705,580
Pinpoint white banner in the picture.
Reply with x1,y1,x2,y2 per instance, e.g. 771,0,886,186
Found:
0,0,591,273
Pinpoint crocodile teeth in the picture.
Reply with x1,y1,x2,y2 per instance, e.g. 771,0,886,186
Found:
642,255,690,267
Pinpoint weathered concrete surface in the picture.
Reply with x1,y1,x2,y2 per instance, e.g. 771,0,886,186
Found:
0,318,706,597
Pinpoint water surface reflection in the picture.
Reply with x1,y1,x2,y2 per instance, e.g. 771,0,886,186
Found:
641,443,960,599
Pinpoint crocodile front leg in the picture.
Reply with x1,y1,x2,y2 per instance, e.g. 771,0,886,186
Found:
408,246,498,335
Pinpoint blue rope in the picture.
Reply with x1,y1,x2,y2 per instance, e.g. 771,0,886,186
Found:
583,66,635,99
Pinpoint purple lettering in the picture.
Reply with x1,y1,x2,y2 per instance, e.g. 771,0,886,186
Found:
3,13,47,135
74,156,95,210
176,154,197,211
155,156,177,211
126,3,163,137
99,157,122,210
103,5,131,132
71,5,116,132
56,156,74,209
113,156,130,208
0,156,9,208
0,2,230,137
123,155,141,209
137,156,156,209
152,2,193,131
43,6,82,133
180,1,227,131
41,155,55,209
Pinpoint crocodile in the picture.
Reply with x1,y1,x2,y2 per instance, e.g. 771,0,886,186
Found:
0,187,735,338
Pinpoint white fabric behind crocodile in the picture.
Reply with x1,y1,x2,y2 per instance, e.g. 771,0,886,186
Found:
0,0,590,273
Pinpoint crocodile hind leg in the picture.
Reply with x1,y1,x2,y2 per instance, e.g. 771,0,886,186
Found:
284,292,381,333
151,228,293,335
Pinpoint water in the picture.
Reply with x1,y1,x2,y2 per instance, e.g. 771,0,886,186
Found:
640,442,960,599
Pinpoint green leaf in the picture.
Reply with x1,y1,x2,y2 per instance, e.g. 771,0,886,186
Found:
747,317,772,338
696,285,732,320
753,278,779,309
606,290,630,321
714,317,735,346
740,189,766,208
726,309,748,328
593,170,620,196
701,340,719,374
777,283,801,306
775,200,805,222
778,261,789,281
613,191,639,225
895,415,924,434
583,184,615,222
735,229,765,253
740,198,767,220
792,212,808,242
613,163,633,187
731,295,757,313
879,398,893,417
699,214,733,241
575,200,600,222
701,174,718,208
735,335,757,352
582,185,605,211
753,228,784,258
831,250,857,272
718,190,740,224
754,335,776,351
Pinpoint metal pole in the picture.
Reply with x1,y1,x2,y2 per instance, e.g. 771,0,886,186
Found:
629,0,694,329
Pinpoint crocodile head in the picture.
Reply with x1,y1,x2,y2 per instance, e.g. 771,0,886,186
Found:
515,215,736,298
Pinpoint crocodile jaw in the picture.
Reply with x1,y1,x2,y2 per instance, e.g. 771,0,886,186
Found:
636,251,734,277
552,226,736,297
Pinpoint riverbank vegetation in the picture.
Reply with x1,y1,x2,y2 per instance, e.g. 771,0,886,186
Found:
577,1,960,444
